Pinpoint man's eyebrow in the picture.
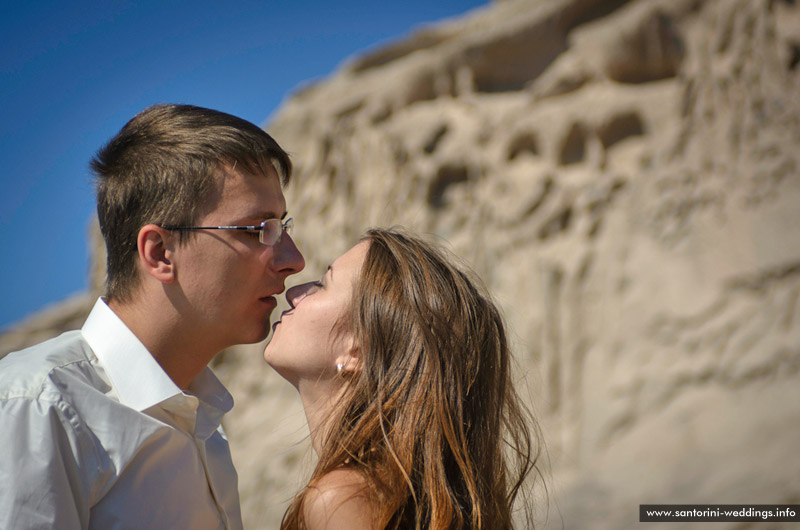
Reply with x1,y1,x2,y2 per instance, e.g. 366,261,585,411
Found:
239,211,287,223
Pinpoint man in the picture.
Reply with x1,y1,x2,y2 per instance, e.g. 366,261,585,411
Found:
0,104,305,529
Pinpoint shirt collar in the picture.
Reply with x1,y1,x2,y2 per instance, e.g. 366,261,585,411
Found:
189,368,235,439
81,298,234,437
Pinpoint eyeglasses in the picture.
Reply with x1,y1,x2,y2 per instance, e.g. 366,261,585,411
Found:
162,217,293,246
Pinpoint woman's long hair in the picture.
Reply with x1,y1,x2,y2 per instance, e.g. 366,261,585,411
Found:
281,228,542,529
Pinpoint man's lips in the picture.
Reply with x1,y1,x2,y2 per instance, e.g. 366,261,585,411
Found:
260,295,278,307
260,286,286,305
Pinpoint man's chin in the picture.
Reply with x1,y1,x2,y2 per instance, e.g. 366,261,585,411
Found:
235,323,272,346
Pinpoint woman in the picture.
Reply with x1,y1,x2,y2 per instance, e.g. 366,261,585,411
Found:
264,228,541,529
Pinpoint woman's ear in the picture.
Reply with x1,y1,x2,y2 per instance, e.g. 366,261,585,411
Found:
335,338,361,377
137,224,175,284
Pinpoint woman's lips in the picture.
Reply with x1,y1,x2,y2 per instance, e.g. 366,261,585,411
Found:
271,309,291,331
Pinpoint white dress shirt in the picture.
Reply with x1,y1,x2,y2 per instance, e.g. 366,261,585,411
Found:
0,298,244,530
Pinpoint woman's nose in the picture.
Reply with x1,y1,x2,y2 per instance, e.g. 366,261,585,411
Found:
286,281,317,308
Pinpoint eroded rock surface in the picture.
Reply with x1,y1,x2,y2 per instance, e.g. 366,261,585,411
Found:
3,0,799,528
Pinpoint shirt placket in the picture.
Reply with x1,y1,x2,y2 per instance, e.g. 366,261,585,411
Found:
163,394,231,530
194,435,231,529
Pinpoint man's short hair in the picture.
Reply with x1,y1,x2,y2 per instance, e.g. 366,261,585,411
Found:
91,103,292,301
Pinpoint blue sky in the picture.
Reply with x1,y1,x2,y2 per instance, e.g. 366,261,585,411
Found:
0,0,486,330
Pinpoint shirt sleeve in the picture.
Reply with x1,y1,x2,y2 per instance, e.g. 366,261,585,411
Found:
0,396,93,530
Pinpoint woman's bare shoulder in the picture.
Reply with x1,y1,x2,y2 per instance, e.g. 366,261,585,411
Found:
303,468,378,530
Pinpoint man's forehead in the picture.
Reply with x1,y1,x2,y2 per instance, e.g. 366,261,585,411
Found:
203,163,287,218
218,160,281,182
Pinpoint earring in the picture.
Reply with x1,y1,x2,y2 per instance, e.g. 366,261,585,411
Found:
336,362,344,374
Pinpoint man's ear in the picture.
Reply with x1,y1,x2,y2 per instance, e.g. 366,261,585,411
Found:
137,224,175,284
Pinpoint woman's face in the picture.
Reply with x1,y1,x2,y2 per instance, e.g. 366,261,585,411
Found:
264,240,369,388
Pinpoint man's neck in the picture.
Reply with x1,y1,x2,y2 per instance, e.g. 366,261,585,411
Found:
107,297,219,390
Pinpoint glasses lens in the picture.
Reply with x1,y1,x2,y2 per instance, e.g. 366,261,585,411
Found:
260,219,280,245
259,218,293,245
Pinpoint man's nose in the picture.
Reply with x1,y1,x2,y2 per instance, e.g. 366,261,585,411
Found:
273,233,305,276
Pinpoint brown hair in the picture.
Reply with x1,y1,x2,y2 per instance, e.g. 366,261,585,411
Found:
90,103,291,301
283,228,541,529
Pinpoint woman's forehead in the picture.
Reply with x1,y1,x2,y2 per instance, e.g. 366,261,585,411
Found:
329,241,370,281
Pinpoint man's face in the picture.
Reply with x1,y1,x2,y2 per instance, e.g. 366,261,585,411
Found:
171,165,305,350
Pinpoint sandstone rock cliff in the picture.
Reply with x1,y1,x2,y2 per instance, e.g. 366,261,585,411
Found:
3,0,799,528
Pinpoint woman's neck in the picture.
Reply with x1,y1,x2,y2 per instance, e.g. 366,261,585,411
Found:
297,381,343,455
